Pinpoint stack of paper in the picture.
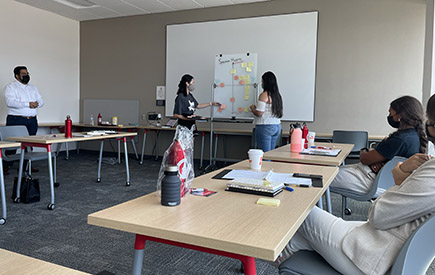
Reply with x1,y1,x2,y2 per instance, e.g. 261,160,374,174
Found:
226,178,284,197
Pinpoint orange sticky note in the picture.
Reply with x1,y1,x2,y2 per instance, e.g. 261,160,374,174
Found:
238,107,244,113
234,75,239,80
230,97,236,103
239,80,245,85
219,82,224,88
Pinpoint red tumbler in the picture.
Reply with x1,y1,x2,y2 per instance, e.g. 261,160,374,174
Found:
65,115,72,138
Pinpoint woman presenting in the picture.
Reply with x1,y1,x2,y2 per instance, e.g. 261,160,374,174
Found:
173,74,220,130
250,71,283,152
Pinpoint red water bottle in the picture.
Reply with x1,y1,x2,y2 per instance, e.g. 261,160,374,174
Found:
302,123,308,149
167,139,188,197
65,115,72,138
97,113,102,125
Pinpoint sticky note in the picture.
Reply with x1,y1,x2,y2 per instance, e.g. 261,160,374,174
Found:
248,62,254,67
241,62,247,68
219,82,224,88
244,107,249,112
231,68,236,74
239,80,245,85
230,97,236,103
238,107,244,112
246,67,252,72
217,107,223,112
221,104,226,109
256,198,280,207
234,75,239,80
244,96,249,100
245,78,250,84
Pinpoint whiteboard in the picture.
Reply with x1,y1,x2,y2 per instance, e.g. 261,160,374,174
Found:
166,11,318,121
213,53,258,119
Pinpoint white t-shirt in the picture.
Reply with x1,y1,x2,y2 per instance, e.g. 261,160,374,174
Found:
253,100,280,125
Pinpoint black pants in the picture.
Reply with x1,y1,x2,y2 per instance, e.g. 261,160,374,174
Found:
4,115,38,168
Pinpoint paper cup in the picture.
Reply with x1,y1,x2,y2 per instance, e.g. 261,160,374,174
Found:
248,149,264,170
307,131,316,148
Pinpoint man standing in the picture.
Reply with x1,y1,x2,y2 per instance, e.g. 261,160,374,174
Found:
4,66,44,173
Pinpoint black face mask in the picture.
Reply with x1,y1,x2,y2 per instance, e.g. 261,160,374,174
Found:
426,124,435,144
21,75,30,84
387,115,400,128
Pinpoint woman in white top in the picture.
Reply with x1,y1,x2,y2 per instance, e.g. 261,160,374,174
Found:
250,71,283,152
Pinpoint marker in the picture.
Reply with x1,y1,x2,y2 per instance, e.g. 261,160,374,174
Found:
284,186,294,192
191,188,205,193
316,146,331,150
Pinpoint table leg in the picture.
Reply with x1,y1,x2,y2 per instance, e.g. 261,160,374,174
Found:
65,142,69,160
199,131,205,169
132,234,146,275
123,137,131,186
97,140,104,183
117,139,121,164
155,131,160,161
14,147,26,203
47,146,55,210
325,187,332,213
0,151,6,224
213,134,219,165
316,196,323,210
130,136,139,160
139,130,147,165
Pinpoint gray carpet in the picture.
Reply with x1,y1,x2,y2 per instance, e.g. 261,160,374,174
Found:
0,152,433,275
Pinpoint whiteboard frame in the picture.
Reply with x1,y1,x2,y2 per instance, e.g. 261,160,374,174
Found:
165,11,319,121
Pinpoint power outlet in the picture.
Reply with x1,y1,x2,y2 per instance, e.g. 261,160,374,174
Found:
142,114,146,120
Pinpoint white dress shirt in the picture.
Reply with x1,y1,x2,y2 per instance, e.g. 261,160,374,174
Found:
4,80,44,117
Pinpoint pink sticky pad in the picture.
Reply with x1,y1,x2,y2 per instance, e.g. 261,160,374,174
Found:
234,75,239,80
238,107,244,112
219,82,224,88
230,97,235,103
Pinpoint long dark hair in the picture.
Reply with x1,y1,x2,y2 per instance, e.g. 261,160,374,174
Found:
262,71,283,118
177,74,193,96
390,95,427,153
427,94,435,122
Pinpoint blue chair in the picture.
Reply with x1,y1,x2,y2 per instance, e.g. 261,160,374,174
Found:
279,214,435,275
330,156,407,217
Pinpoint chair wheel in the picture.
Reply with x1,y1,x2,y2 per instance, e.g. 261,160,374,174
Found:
47,204,55,210
0,218,5,225
13,197,20,203
54,182,60,188
96,178,101,183
345,208,352,215
139,161,143,165
126,181,130,186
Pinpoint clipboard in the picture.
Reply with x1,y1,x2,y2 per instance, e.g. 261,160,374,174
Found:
212,169,233,180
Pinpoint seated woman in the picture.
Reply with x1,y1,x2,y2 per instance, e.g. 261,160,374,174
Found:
274,94,435,275
331,95,427,193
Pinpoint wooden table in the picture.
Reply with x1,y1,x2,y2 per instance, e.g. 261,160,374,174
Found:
88,160,338,275
7,132,137,210
263,142,354,213
0,142,21,225
0,248,89,275
263,142,354,166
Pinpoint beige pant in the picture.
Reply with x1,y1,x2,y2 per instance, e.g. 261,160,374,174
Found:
330,162,377,194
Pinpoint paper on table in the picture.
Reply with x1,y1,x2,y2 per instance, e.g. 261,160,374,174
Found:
222,169,312,186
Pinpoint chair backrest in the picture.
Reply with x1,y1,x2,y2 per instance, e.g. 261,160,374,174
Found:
373,156,407,197
332,130,368,153
0,126,29,141
391,214,435,275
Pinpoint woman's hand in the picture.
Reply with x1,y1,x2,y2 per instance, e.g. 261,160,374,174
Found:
211,101,221,106
398,153,430,173
249,104,256,112
186,114,197,119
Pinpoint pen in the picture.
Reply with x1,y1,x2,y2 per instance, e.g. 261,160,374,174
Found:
286,184,310,188
316,146,331,150
284,186,294,192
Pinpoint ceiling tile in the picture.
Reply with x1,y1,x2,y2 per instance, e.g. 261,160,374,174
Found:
123,0,174,13
195,0,233,8
159,0,203,10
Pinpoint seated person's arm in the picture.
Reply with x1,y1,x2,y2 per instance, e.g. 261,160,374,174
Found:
368,155,434,230
173,114,191,120
359,148,387,165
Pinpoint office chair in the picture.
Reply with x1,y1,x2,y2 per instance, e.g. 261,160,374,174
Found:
330,156,406,217
278,214,435,275
0,126,57,182
332,130,368,161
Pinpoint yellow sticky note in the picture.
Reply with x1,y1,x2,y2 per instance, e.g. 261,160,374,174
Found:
245,86,250,92
248,62,254,67
241,62,247,68
244,96,249,101
245,78,250,84
246,67,252,72
244,107,249,112
257,198,280,207
231,68,236,74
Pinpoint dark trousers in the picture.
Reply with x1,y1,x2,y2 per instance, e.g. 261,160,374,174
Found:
4,115,38,168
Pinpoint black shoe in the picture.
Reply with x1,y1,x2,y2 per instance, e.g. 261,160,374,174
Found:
54,182,60,188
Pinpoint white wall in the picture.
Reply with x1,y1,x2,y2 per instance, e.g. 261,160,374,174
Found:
0,0,79,124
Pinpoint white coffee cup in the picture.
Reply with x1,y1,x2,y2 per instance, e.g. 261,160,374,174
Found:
248,149,264,170
307,131,316,148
